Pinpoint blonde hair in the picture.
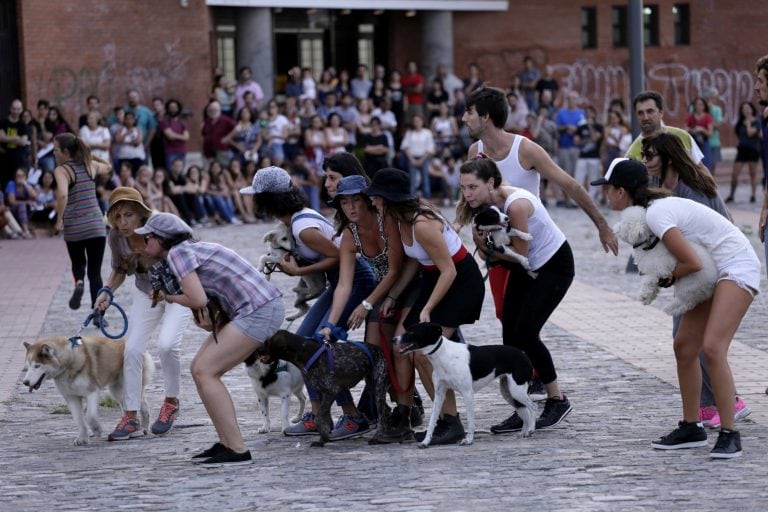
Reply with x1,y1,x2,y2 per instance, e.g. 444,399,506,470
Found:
106,200,152,228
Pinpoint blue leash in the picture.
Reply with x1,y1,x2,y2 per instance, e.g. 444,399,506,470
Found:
68,287,128,347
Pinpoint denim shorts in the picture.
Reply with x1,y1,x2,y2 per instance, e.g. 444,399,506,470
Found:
232,298,284,343
718,253,761,297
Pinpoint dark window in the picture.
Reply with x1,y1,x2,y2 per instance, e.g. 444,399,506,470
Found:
673,3,690,45
612,6,628,48
644,5,659,46
581,7,597,49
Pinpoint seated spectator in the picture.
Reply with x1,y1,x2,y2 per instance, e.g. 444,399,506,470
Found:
430,102,459,154
30,170,57,233
5,167,37,238
400,114,435,198
167,158,196,224
264,100,289,166
183,164,211,226
222,106,261,164
426,79,449,119
150,167,180,215
204,161,241,225
427,156,450,205
225,158,256,223
115,161,135,188
44,106,74,137
0,192,25,239
133,165,153,204
304,114,327,174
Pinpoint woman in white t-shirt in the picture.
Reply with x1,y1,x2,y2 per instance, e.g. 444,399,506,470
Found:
79,112,111,161
599,158,759,459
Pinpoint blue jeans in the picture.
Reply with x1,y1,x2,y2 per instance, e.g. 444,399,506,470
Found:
296,257,376,404
204,195,235,222
407,158,431,199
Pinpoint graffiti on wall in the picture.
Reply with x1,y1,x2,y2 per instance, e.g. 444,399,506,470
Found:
552,60,756,125
29,38,191,117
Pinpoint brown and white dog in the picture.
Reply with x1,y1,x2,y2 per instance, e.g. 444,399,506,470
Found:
22,336,153,445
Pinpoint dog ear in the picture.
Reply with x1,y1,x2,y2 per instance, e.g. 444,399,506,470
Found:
40,344,55,357
22,341,30,349
263,231,275,243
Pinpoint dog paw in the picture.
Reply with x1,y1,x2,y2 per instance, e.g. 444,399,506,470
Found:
417,441,429,449
310,441,326,448
459,437,473,446
257,426,270,434
74,436,90,446
521,429,535,438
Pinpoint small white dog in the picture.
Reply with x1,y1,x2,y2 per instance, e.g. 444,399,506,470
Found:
243,351,306,433
259,223,327,321
474,205,536,277
614,205,718,315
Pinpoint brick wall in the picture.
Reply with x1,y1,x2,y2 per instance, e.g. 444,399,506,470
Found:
18,0,213,150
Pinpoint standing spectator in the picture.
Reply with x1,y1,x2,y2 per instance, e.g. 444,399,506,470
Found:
351,64,373,100
45,106,74,137
4,167,37,238
369,77,388,108
149,97,166,170
430,64,464,106
20,108,39,171
388,69,406,130
114,111,146,176
283,99,304,164
299,67,317,103
159,99,190,171
202,101,235,167
536,65,560,109
425,79,449,119
234,66,265,113
97,189,191,442
402,61,425,122
555,91,586,206
603,110,630,171
285,66,304,100
504,91,529,134
222,106,261,165
462,62,484,95
212,75,236,118
756,55,768,270
574,106,603,202
324,113,349,156
124,90,157,157
316,68,337,106
400,114,435,199
518,56,541,112
726,102,761,203
0,99,31,186
317,92,340,122
264,100,289,167
304,114,327,174
431,102,459,154
337,93,360,148
335,68,352,98
77,95,102,129
684,97,714,171
362,116,389,176
705,87,723,176
79,112,111,162
53,133,111,313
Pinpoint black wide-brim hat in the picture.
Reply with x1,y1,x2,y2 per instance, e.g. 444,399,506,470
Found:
362,168,415,203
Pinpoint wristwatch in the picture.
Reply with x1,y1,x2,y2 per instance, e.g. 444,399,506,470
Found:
361,300,373,311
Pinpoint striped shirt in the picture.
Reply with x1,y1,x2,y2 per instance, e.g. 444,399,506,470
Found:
167,240,281,320
62,161,106,242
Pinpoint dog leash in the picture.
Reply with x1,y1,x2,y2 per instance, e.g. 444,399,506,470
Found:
68,287,128,347
377,312,416,394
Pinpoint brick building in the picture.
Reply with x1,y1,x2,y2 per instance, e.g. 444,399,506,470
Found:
2,0,765,149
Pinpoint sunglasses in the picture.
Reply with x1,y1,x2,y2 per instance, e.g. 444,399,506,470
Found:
640,151,658,160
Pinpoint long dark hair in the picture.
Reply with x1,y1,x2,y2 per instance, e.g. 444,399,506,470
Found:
621,170,671,207
735,101,758,133
321,152,369,228
384,198,442,225
334,193,378,236
455,156,502,226
642,133,717,198
54,133,94,176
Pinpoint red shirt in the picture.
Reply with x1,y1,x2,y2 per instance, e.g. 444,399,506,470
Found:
159,117,188,153
402,73,425,106
202,115,235,157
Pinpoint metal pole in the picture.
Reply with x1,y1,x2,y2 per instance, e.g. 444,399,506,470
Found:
628,0,644,136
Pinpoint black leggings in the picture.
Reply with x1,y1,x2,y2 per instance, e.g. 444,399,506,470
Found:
65,236,106,308
501,242,574,384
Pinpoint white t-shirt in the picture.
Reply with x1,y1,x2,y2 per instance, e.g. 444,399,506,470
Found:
645,197,757,271
268,115,290,143
503,188,566,270
400,128,435,157
79,125,111,161
291,208,337,262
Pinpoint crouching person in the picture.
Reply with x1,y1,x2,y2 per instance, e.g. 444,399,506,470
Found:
136,212,284,467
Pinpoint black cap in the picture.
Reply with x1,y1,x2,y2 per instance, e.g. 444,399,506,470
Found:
590,158,649,189
362,168,415,203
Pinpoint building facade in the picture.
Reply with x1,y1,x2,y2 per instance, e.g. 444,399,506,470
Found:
4,0,765,148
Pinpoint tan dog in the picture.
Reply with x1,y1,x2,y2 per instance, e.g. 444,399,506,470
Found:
22,336,153,445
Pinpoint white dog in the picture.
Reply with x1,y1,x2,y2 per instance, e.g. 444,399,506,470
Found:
614,205,718,316
259,223,327,321
22,336,153,445
474,205,536,277
243,351,306,433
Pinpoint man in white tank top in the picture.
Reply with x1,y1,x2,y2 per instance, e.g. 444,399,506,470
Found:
463,87,618,255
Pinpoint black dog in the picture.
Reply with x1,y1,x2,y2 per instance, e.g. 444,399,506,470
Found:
261,330,390,447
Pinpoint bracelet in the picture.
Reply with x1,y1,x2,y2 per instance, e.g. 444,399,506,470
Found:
361,300,373,311
386,295,397,301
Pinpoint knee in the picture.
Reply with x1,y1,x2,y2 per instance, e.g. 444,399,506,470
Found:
672,337,700,363
123,345,146,364
701,343,726,367
189,359,209,383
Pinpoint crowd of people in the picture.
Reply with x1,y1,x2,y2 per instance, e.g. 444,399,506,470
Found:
3,54,768,466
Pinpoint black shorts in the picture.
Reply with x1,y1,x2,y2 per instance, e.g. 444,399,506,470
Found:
735,145,760,163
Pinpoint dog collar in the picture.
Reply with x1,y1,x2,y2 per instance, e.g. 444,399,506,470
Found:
633,236,660,251
426,337,443,355
68,336,82,348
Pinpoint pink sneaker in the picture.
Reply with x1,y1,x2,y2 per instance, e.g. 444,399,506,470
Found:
702,397,751,429
699,405,718,427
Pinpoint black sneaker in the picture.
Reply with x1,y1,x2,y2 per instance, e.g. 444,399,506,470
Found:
411,392,425,428
490,413,524,434
199,447,252,467
191,442,226,461
528,377,547,402
415,413,465,445
651,420,707,450
69,281,84,310
710,429,742,459
536,396,572,429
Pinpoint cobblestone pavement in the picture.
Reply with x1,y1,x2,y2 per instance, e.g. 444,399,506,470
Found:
1,186,768,511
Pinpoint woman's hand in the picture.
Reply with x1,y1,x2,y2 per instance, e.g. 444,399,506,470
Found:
347,304,368,331
54,218,64,234
380,296,396,318
317,326,332,341
419,307,431,324
95,290,112,312
278,253,301,276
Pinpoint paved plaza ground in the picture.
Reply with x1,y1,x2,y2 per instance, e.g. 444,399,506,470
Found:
1,173,768,511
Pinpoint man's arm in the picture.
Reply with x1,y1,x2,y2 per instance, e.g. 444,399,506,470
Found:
521,138,619,255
